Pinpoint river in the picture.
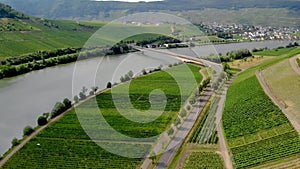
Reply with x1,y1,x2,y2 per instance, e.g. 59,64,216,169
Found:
0,40,296,155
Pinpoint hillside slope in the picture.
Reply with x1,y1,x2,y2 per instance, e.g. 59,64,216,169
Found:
0,0,299,28
0,3,104,58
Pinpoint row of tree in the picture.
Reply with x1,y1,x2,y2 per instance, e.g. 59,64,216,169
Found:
1,48,81,66
0,53,78,79
136,36,181,47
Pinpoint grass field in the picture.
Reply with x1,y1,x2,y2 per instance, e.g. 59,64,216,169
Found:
0,19,105,57
2,64,202,168
223,47,300,168
262,59,300,127
229,56,274,70
183,152,224,169
297,58,300,67
253,47,296,56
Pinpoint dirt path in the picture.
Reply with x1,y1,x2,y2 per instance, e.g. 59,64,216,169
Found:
215,76,236,169
256,71,300,135
289,54,300,75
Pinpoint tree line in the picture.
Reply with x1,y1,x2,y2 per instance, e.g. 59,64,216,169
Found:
0,43,134,80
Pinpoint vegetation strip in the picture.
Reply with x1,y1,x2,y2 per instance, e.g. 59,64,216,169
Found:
222,47,300,168
1,64,202,168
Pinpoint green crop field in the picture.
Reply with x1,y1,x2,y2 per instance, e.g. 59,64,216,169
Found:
253,47,296,56
183,152,224,169
222,47,300,168
2,64,202,168
190,96,220,144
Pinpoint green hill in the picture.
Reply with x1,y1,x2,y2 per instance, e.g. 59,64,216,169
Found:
0,3,104,58
0,0,299,28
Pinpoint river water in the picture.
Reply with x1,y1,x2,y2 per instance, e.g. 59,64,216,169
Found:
0,40,295,155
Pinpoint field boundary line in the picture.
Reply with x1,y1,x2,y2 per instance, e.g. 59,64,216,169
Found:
289,54,300,75
256,70,300,135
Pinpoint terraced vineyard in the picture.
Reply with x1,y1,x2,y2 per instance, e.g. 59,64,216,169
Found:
223,63,300,168
190,96,220,144
183,152,224,169
2,64,202,168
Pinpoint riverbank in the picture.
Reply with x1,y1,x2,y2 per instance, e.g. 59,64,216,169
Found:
0,63,203,168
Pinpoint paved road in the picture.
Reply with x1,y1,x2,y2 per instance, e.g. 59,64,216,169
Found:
154,88,213,169
151,49,223,169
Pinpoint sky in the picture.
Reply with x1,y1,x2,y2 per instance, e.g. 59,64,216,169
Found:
93,0,164,2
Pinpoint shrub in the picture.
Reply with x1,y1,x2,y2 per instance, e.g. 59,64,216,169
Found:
107,82,112,88
23,126,34,136
11,138,20,147
63,98,72,109
74,95,79,103
37,116,48,126
51,102,66,119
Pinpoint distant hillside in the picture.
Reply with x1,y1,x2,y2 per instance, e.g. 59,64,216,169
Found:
0,3,28,19
0,0,299,27
0,3,104,57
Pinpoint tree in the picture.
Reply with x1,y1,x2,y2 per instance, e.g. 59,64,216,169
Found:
128,70,134,78
74,95,79,103
79,92,86,100
142,69,147,75
37,116,48,126
11,138,20,147
63,98,72,109
43,112,50,119
51,102,66,118
23,126,34,136
106,82,112,88
91,86,98,93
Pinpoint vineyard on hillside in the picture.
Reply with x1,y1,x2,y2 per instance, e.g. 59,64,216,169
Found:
223,75,300,168
183,152,224,169
2,64,202,168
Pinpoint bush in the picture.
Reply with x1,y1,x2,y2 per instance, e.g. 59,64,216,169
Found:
74,95,79,103
23,126,34,136
37,116,48,126
63,98,72,109
79,92,86,100
11,137,20,147
107,82,112,88
51,102,66,119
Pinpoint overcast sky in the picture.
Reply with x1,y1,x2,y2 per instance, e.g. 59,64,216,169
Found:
93,0,164,2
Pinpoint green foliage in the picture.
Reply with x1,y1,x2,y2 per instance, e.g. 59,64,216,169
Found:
232,132,300,168
73,95,79,103
2,138,147,169
0,3,28,19
37,116,48,126
106,82,112,89
63,98,72,109
190,97,220,144
23,126,34,136
183,152,224,169
253,46,297,56
223,49,300,168
225,49,252,60
3,64,202,169
297,58,300,67
50,102,66,119
136,35,181,47
11,138,20,147
223,76,288,138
